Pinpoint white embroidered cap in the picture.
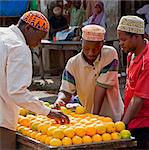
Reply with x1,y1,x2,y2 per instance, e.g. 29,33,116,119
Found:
117,15,145,34
82,25,106,41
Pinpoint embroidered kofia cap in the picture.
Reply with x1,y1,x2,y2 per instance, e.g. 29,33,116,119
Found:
82,25,106,41
117,15,144,34
21,11,50,32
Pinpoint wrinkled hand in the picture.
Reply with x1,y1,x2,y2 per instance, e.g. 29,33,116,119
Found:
47,109,70,124
54,99,66,109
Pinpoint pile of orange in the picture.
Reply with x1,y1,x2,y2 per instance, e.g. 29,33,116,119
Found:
17,106,131,147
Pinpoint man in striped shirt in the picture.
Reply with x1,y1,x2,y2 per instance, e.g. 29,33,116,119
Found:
55,24,123,121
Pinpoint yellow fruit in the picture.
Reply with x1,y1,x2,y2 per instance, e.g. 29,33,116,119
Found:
82,135,92,143
61,107,72,115
105,122,116,133
92,134,102,142
45,136,52,145
47,126,57,136
120,130,131,139
38,123,49,134
115,121,125,132
95,124,106,135
17,126,25,134
72,136,83,145
50,138,62,146
19,108,29,116
53,129,64,139
111,132,121,140
74,126,86,137
31,122,41,131
64,128,75,138
102,133,111,141
75,106,86,114
62,137,72,146
85,125,96,136
43,102,50,107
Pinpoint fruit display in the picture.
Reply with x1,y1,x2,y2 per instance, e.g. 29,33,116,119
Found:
18,105,132,147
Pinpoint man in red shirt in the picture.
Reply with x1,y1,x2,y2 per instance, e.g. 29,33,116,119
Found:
117,15,149,149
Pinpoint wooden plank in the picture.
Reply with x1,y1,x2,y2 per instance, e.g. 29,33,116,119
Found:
17,133,137,150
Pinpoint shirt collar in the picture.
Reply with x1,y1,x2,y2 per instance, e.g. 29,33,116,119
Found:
80,50,101,67
133,40,148,63
9,25,26,44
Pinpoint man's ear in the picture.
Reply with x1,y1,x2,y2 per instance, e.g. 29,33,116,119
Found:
24,24,31,32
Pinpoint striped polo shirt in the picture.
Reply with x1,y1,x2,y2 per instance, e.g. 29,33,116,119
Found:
60,45,124,121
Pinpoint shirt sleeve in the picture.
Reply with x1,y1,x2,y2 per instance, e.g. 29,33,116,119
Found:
7,45,51,116
134,69,149,99
97,50,119,88
60,59,76,94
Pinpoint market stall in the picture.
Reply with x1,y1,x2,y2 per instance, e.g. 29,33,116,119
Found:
17,133,137,150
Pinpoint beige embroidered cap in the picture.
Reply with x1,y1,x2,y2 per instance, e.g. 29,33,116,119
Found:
82,25,106,41
117,15,144,34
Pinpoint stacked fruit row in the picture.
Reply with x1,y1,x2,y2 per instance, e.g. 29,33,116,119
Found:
17,106,131,147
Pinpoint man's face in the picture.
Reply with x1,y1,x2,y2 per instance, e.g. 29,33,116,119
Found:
117,30,137,53
24,25,47,48
82,39,103,62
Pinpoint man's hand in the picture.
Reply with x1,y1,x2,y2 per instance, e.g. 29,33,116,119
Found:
47,109,70,124
54,99,66,109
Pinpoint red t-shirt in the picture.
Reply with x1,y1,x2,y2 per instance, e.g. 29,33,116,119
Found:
124,43,149,129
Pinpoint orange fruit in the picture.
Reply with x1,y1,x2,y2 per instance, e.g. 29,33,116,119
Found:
111,132,121,140
95,124,106,135
105,122,116,133
45,136,52,145
85,125,96,136
75,106,86,114
47,126,57,136
115,121,125,132
64,128,75,138
35,133,42,141
50,138,62,146
82,135,92,143
72,136,83,145
102,133,111,141
74,126,86,137
62,137,72,146
53,129,64,139
92,134,102,142
19,118,30,127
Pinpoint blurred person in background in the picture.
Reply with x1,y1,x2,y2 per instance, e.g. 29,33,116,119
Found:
68,0,86,27
48,6,69,40
83,1,107,29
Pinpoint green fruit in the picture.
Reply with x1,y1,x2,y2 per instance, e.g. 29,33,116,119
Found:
43,102,50,107
120,129,131,139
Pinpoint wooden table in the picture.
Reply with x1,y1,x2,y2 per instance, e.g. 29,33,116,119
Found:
39,40,82,79
17,133,137,150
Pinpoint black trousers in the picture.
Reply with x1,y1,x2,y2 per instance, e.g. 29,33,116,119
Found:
131,127,149,149
0,127,16,150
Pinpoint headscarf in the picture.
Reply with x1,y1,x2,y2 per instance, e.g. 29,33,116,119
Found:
89,1,104,25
